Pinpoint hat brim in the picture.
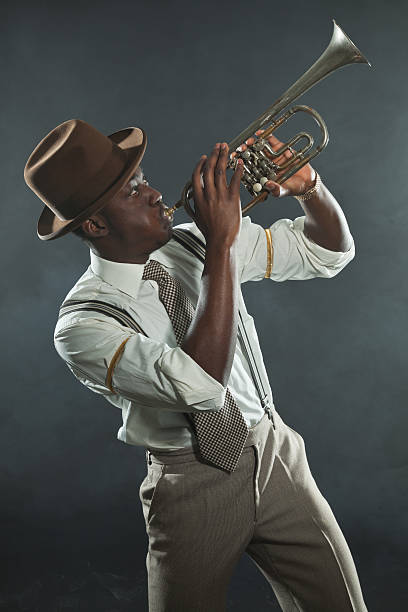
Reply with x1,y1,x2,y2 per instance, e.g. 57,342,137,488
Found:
37,126,147,241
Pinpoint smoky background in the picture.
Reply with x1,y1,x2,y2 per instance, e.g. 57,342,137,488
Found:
1,0,407,609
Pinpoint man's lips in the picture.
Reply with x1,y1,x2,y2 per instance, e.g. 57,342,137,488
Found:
157,201,172,223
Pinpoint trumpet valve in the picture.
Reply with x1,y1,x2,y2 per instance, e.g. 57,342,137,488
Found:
232,138,282,196
253,138,267,152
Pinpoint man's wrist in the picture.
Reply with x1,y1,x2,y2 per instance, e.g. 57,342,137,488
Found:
294,173,322,202
205,238,238,257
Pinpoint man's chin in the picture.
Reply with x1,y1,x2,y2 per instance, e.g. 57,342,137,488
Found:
157,226,173,249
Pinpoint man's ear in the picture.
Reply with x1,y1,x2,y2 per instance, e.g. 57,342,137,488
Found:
81,214,109,238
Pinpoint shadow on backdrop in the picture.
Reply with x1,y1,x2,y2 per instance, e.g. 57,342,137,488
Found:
1,0,407,610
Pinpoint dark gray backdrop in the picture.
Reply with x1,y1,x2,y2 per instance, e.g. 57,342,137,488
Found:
2,0,407,610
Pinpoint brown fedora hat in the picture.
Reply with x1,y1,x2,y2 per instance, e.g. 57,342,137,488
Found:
24,119,147,240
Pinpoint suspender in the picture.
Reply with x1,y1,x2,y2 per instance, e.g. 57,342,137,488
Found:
59,299,147,335
58,228,274,421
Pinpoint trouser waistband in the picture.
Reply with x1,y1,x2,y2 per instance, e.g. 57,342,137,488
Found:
146,411,274,466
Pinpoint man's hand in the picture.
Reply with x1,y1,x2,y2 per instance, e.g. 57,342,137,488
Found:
183,142,243,387
231,129,353,252
231,129,316,198
192,142,244,247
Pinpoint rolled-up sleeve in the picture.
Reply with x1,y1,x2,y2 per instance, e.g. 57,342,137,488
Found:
237,215,355,282
54,315,226,413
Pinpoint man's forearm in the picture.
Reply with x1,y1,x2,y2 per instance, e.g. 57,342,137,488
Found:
180,242,239,387
298,180,353,252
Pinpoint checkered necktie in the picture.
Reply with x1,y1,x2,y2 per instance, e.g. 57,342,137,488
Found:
142,259,248,473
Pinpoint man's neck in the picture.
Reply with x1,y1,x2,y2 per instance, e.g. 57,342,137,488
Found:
87,231,173,264
90,244,151,264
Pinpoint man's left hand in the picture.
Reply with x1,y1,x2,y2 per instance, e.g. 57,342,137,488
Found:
231,129,316,198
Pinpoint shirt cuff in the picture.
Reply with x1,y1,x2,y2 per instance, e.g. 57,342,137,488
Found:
292,216,355,277
293,216,355,259
158,347,227,410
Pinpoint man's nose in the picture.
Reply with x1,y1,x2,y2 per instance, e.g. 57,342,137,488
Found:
147,186,162,205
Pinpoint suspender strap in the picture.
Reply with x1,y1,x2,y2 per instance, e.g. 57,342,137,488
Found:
172,228,271,413
58,229,273,420
58,299,147,335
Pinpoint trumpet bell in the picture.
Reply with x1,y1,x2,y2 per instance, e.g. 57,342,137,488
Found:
165,20,371,221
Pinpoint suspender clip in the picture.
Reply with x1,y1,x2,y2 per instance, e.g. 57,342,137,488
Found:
261,396,276,430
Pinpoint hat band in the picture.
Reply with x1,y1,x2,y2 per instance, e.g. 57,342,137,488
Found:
53,145,128,221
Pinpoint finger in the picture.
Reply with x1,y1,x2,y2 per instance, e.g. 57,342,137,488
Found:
214,142,229,190
272,148,294,166
192,155,207,203
265,138,293,165
265,180,283,198
203,143,220,198
265,136,288,161
229,158,244,194
242,131,285,166
266,133,284,148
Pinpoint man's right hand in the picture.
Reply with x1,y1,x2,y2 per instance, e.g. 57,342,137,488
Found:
181,143,243,387
192,142,244,247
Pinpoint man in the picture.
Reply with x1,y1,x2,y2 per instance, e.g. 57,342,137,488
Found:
24,118,368,611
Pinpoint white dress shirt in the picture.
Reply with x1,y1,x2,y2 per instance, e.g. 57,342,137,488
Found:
54,215,355,451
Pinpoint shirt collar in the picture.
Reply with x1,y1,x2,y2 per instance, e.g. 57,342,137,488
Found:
90,249,175,299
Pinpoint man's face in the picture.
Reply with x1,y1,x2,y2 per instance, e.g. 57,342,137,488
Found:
100,166,173,255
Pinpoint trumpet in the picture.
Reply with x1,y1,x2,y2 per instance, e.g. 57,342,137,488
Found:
164,20,370,220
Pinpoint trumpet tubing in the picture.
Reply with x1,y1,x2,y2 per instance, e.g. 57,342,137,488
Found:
165,20,370,221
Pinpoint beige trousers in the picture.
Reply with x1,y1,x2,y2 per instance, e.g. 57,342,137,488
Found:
139,409,368,612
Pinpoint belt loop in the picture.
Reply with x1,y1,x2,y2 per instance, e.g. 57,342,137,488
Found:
146,450,152,465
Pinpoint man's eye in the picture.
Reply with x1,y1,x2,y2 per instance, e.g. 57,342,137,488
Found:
130,179,148,196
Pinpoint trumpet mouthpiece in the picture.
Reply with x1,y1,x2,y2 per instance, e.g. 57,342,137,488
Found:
164,199,184,218
164,206,176,218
